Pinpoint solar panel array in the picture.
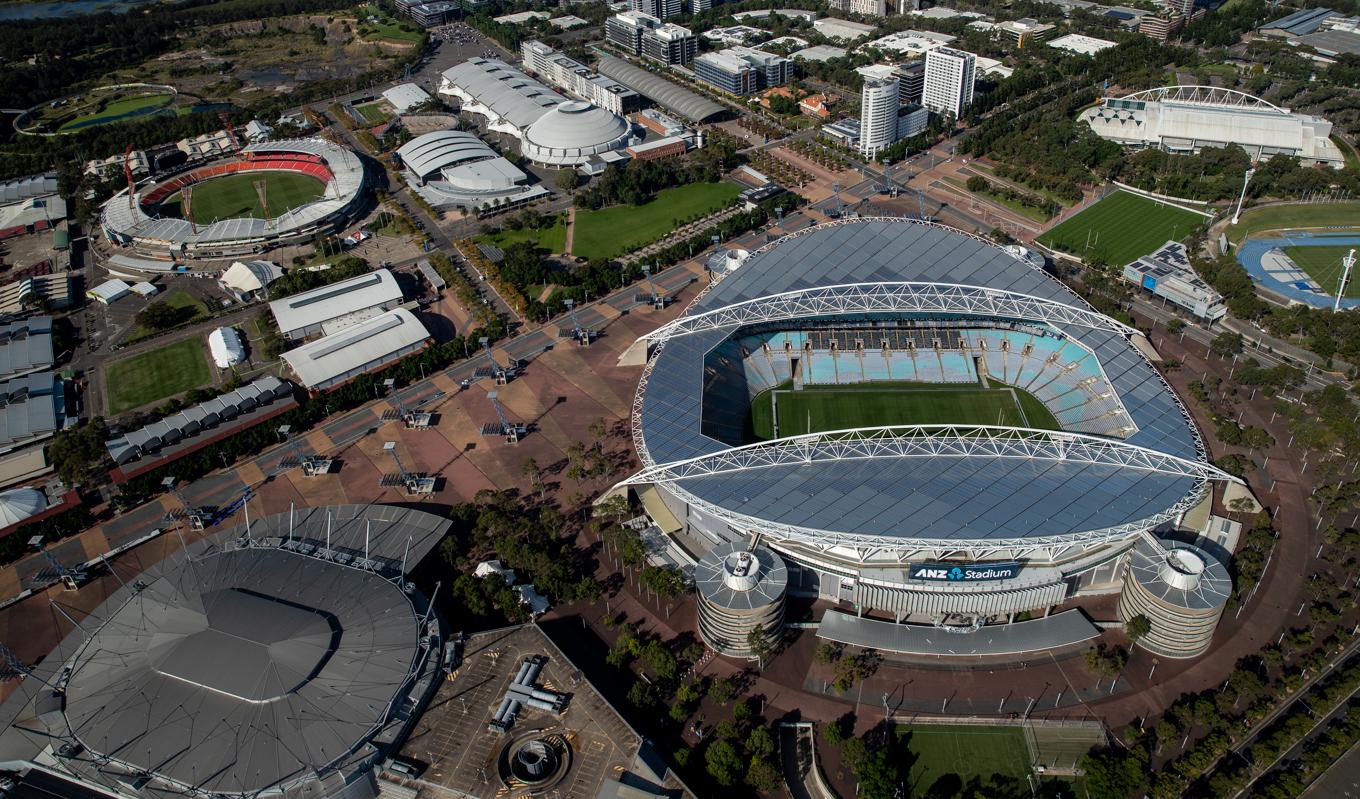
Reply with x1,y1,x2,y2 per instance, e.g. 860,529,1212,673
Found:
636,220,1205,546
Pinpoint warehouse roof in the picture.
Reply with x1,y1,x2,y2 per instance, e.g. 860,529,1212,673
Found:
595,54,726,122
0,372,62,451
282,308,430,389
1259,6,1337,35
0,173,58,205
268,268,401,334
383,82,434,113
397,130,502,180
0,316,53,382
441,58,561,132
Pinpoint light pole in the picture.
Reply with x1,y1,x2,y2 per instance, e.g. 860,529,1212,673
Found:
1230,168,1255,226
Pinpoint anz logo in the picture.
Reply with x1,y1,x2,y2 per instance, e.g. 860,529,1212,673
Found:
910,562,1021,582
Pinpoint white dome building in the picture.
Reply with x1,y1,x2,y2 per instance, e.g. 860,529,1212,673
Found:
0,487,46,528
521,101,633,172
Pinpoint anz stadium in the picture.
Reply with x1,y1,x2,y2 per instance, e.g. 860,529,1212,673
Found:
100,138,365,263
618,218,1242,659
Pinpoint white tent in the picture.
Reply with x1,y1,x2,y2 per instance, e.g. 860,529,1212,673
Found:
88,279,131,305
0,487,46,528
219,260,284,301
208,326,245,369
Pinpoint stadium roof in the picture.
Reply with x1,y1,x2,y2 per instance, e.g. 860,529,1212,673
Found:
282,308,430,390
0,504,450,799
628,219,1218,552
595,54,726,123
268,268,402,335
0,316,53,381
441,58,561,132
1259,6,1337,35
398,131,550,210
100,139,365,248
0,486,45,527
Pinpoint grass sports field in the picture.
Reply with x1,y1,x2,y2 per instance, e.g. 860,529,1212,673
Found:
106,338,211,414
900,724,1033,796
1284,245,1360,297
161,171,325,224
1226,201,1360,244
749,381,1059,439
571,182,741,261
1038,191,1205,266
58,93,173,131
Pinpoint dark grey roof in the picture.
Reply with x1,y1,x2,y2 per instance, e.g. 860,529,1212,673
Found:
0,316,54,382
0,173,58,204
106,376,293,464
1260,6,1336,34
15,505,450,799
637,220,1204,546
695,542,787,610
1127,537,1230,610
595,55,726,123
817,608,1100,655
0,371,61,450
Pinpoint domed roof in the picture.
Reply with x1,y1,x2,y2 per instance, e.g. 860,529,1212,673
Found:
0,487,45,527
524,101,629,151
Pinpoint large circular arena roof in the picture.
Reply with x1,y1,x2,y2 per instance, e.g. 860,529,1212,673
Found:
100,138,365,258
521,101,631,167
17,504,450,799
625,219,1235,554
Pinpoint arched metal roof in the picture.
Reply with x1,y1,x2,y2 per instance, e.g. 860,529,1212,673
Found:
397,130,497,179
595,54,726,123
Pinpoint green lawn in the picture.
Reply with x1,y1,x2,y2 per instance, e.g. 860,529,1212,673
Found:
1284,245,1360,297
479,218,570,254
571,182,742,261
1226,201,1360,244
354,101,392,124
1038,190,1205,266
750,381,1059,439
106,338,212,414
161,171,325,224
128,290,208,340
946,176,1052,223
59,93,172,131
900,724,1033,797
356,5,424,42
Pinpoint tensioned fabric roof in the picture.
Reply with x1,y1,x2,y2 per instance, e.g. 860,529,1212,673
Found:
11,505,451,799
441,58,561,132
635,219,1207,548
595,54,726,123
397,130,503,180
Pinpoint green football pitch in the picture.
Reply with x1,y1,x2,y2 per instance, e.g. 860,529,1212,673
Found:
1284,245,1360,298
900,724,1034,796
749,381,1059,439
106,338,211,414
1038,191,1206,266
161,172,325,224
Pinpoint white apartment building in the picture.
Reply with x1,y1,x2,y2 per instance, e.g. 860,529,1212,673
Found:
830,0,887,15
521,40,642,116
860,77,900,158
630,0,683,18
923,47,975,117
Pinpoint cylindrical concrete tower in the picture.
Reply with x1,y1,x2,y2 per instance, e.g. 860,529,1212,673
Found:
1119,537,1230,659
696,542,788,659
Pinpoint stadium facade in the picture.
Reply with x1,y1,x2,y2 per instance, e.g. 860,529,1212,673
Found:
0,504,450,799
100,138,366,263
1080,85,1345,169
617,218,1241,658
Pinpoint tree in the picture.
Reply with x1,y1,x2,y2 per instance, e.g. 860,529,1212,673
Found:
821,717,848,746
709,676,735,705
1167,318,1187,333
1080,748,1146,798
746,756,781,791
556,168,580,192
48,418,112,488
745,725,775,760
704,740,743,786
1126,614,1152,643
747,624,773,667
626,680,656,709
814,642,840,665
136,300,181,331
1211,331,1245,358
966,174,988,193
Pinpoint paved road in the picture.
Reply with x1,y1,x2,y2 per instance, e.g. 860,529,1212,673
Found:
1303,739,1360,797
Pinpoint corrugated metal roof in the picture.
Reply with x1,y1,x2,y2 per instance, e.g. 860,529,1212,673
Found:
282,308,429,389
268,268,401,334
0,316,54,381
441,57,561,131
595,54,726,123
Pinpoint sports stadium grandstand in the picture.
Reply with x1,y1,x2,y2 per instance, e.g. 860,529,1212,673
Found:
615,218,1242,658
100,138,366,263
1079,85,1344,169
0,504,450,799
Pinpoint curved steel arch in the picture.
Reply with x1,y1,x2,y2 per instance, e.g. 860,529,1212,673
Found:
1121,85,1287,114
641,282,1138,343
618,424,1241,487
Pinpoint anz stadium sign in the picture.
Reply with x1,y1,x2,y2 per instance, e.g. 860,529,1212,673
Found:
909,561,1022,582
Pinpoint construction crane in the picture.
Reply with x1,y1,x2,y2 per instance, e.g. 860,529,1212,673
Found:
479,391,526,444
380,442,436,495
277,424,333,476
219,111,242,155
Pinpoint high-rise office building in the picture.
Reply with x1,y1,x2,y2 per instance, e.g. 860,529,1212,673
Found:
923,47,975,118
643,23,698,65
693,47,792,95
860,77,901,158
606,10,661,53
829,0,887,15
896,60,925,104
630,0,683,18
